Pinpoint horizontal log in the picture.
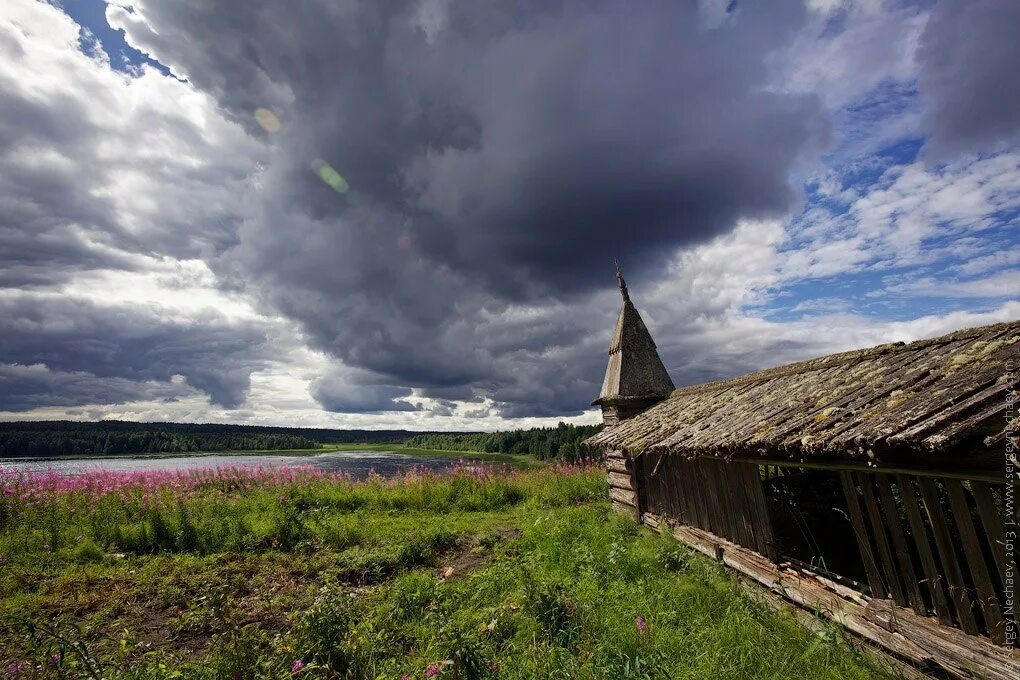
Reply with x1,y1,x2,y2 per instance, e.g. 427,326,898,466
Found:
606,458,630,474
725,456,1006,485
609,487,637,507
736,572,932,680
607,471,633,489
642,512,1020,680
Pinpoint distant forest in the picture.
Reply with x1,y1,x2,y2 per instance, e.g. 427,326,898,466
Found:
403,423,602,460
0,420,601,459
0,421,418,458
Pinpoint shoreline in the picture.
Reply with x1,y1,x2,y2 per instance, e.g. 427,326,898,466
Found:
0,444,533,468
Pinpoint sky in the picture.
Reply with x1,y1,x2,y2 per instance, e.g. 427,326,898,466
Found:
0,0,1018,431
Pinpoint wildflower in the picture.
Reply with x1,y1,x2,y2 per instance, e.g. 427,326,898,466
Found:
49,653,61,667
635,615,648,635
425,662,441,677
291,659,305,674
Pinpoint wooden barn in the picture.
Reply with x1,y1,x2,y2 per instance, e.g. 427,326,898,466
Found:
585,270,1019,679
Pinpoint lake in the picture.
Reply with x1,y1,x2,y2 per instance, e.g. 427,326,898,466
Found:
0,450,466,479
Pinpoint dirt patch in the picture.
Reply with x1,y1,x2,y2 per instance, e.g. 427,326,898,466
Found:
438,528,520,581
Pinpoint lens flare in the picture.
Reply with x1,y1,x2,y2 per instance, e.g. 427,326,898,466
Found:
397,233,413,250
310,159,349,193
254,107,281,132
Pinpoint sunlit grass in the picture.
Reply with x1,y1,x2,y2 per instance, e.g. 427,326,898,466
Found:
0,463,890,679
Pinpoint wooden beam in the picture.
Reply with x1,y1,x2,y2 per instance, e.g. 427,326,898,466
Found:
970,482,1011,584
726,456,1006,486
876,474,927,616
840,472,887,598
917,478,980,635
896,474,954,626
607,471,634,489
945,480,1006,644
859,473,907,606
642,513,1020,680
609,486,637,508
606,457,629,474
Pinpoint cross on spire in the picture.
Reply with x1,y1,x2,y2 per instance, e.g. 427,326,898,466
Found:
615,258,630,302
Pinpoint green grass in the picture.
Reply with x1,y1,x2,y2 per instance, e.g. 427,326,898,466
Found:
0,466,893,679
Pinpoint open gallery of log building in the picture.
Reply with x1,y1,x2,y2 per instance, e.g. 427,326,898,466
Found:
584,268,1018,680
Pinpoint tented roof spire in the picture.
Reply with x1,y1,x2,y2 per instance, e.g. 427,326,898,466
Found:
594,262,675,426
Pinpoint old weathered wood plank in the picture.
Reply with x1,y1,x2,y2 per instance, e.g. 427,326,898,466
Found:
727,456,1007,485
859,473,907,606
747,463,778,561
736,463,762,553
917,477,980,635
607,471,634,490
876,474,927,616
944,479,1006,644
606,457,630,474
609,486,637,508
840,472,887,599
643,513,1020,680
896,474,953,626
970,482,1010,584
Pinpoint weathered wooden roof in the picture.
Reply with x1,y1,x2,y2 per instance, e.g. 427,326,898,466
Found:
593,268,675,406
586,319,1019,463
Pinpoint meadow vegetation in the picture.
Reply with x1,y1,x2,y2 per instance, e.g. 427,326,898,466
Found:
0,463,892,679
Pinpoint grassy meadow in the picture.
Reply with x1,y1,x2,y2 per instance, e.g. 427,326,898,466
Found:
0,462,893,679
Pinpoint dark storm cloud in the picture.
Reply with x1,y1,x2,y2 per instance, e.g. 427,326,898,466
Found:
918,0,1020,158
310,371,420,413
109,0,831,416
0,362,191,411
0,294,271,408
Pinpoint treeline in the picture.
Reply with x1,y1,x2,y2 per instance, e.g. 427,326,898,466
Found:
0,421,417,458
403,422,602,460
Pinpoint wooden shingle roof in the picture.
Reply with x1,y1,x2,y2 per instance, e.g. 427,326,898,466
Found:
585,319,1019,464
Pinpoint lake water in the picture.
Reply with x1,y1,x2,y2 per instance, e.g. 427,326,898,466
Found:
0,450,466,479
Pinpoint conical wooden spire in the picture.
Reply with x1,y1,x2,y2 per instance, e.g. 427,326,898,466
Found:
593,264,674,427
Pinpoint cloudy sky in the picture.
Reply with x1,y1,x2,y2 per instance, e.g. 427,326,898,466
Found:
1,0,1018,430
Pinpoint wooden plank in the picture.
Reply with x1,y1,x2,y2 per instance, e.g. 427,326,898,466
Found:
661,456,677,519
607,471,634,490
685,459,707,530
644,513,1020,680
606,457,629,474
736,463,764,555
859,473,907,607
727,456,1006,486
944,479,1006,644
971,482,1010,584
609,486,637,508
896,474,954,626
876,474,927,616
917,477,980,635
648,453,663,516
840,472,887,599
714,456,738,542
673,456,689,526
738,463,761,553
698,460,721,536
747,463,778,561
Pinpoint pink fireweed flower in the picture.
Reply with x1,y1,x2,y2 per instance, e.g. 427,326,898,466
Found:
425,662,441,677
291,659,304,674
635,615,648,634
